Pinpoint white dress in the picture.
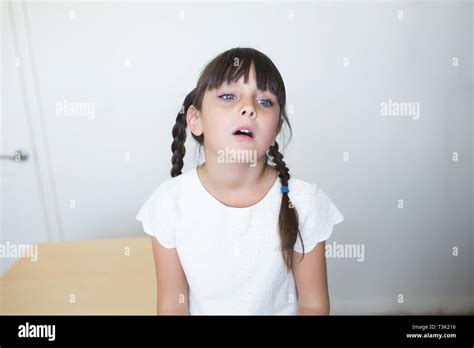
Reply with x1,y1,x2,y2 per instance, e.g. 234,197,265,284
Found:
136,166,344,315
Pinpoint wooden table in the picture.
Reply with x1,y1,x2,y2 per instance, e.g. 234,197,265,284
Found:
0,237,156,315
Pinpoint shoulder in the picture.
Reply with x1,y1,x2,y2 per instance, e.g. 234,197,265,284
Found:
287,175,316,206
141,168,195,205
287,177,314,217
266,166,314,199
136,168,196,224
286,174,343,226
291,174,345,228
155,168,194,192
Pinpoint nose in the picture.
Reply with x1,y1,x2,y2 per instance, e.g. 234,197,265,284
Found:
240,104,256,119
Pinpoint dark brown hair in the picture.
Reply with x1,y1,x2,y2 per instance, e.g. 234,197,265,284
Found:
170,47,305,270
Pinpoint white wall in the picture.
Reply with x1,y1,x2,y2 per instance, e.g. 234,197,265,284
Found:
1,1,472,314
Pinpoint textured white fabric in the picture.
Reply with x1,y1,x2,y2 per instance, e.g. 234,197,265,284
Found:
136,166,344,315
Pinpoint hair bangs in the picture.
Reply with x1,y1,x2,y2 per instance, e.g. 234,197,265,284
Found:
195,48,286,107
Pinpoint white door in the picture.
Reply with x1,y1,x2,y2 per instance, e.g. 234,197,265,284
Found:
1,2,59,276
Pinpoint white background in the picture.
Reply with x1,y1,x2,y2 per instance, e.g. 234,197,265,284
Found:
1,0,472,314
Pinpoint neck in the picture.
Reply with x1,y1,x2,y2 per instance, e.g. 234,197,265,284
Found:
198,154,272,191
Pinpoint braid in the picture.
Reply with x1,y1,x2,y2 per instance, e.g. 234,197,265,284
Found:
269,142,290,185
171,88,196,177
269,141,303,271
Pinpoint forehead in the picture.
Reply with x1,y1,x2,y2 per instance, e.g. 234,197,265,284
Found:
217,75,273,93
205,61,277,95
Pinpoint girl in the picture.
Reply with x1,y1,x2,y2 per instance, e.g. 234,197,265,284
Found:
136,47,344,315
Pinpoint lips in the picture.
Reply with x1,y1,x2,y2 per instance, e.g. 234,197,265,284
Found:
232,126,254,138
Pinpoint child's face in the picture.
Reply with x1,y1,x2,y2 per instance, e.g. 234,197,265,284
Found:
188,63,282,163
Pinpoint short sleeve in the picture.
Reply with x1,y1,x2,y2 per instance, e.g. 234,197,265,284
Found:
136,182,177,249
294,183,344,253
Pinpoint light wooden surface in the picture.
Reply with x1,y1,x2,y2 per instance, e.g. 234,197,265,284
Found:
0,236,157,315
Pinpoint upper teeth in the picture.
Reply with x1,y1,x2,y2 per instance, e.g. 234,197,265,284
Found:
239,129,251,134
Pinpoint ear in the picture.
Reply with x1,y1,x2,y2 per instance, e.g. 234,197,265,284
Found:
186,105,203,136
270,118,283,146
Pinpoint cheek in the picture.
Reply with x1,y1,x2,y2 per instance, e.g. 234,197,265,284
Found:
201,115,233,147
261,111,280,134
201,101,228,131
203,109,230,132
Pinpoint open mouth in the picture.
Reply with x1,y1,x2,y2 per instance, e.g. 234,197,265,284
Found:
232,129,254,139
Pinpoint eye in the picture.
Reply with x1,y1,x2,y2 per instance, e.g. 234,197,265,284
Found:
218,93,275,107
218,93,236,101
258,99,274,107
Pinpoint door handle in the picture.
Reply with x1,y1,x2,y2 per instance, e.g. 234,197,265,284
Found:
0,149,29,162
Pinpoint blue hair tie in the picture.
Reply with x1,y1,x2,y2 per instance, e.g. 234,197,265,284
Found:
280,185,289,194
